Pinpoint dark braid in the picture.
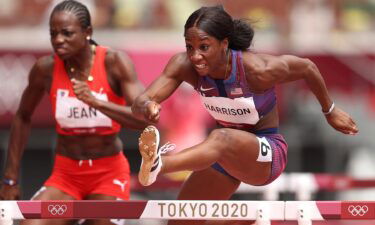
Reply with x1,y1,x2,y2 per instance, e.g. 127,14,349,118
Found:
51,0,98,45
52,0,91,29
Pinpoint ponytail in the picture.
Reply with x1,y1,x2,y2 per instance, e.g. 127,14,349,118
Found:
229,19,254,50
89,39,98,46
184,6,254,51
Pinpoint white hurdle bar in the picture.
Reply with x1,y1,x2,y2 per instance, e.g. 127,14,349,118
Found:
1,200,374,224
139,173,375,201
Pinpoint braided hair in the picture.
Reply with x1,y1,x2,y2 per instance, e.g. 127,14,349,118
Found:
50,0,97,45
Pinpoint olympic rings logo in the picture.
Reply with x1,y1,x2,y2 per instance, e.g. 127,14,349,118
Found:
347,205,368,216
47,204,68,216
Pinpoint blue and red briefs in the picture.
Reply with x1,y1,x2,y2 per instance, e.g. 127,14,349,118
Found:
212,128,288,185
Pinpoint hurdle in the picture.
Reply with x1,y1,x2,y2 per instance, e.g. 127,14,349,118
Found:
132,173,375,201
0,200,374,225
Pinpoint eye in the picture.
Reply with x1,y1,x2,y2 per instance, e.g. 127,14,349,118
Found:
185,44,193,51
62,30,74,37
50,31,57,38
200,44,209,51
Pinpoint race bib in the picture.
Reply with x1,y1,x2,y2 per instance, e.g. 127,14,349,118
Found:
55,89,112,128
199,95,260,125
256,137,272,162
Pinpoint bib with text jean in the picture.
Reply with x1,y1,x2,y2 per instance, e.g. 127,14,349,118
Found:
55,89,112,129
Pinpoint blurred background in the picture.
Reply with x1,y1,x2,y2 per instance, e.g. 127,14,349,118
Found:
0,0,374,224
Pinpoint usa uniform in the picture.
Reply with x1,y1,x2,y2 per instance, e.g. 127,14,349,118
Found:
196,50,287,185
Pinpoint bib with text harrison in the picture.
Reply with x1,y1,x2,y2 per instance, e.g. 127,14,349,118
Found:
199,95,260,125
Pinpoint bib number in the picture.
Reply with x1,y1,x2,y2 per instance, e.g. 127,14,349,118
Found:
256,137,272,162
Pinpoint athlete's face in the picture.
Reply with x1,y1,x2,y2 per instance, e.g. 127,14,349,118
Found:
185,27,228,77
49,11,91,60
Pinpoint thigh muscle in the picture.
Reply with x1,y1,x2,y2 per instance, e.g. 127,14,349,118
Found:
214,128,271,185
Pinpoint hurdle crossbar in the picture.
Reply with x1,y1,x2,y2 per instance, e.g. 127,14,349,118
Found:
0,201,373,223
133,173,375,197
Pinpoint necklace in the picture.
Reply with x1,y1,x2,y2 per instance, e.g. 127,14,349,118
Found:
68,45,95,82
69,67,94,82
223,49,231,79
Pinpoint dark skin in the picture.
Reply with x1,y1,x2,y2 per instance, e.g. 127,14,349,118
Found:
0,10,147,225
133,26,358,225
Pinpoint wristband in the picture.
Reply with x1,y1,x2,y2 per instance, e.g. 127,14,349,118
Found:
2,178,17,186
143,100,152,107
323,102,335,115
141,100,152,113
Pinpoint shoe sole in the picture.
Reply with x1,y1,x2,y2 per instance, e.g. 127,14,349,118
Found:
138,125,160,186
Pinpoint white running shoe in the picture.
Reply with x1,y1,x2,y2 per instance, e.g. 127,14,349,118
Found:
138,125,176,186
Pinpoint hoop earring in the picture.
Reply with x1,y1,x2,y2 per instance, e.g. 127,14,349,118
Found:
223,48,228,56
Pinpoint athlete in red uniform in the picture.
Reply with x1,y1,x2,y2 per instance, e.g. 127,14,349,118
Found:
0,1,147,225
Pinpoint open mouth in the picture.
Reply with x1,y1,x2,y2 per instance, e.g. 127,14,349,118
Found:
55,47,67,54
54,45,67,53
194,64,207,70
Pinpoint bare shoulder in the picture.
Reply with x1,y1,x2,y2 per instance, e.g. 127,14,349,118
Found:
165,52,194,74
23,54,54,92
241,52,296,90
33,55,54,78
243,52,288,71
169,52,190,66
104,47,132,64
247,52,312,74
165,52,196,81
243,51,316,87
242,52,285,82
104,47,137,81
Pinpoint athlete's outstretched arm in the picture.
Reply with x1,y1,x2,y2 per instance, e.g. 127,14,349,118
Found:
132,53,189,123
72,49,149,129
0,57,51,200
256,54,358,135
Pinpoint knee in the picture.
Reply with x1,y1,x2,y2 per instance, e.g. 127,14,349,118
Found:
208,128,229,141
207,128,234,152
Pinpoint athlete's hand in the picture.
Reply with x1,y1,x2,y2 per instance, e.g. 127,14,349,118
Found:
325,107,358,135
143,101,161,123
0,184,20,200
71,78,99,107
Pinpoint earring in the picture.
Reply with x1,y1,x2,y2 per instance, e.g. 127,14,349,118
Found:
86,36,91,41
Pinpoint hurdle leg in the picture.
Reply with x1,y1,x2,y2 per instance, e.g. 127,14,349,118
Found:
255,205,271,225
0,220,13,225
0,201,13,225
297,208,312,225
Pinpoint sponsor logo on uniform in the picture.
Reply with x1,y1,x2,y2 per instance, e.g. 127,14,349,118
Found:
200,86,215,92
113,179,128,192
